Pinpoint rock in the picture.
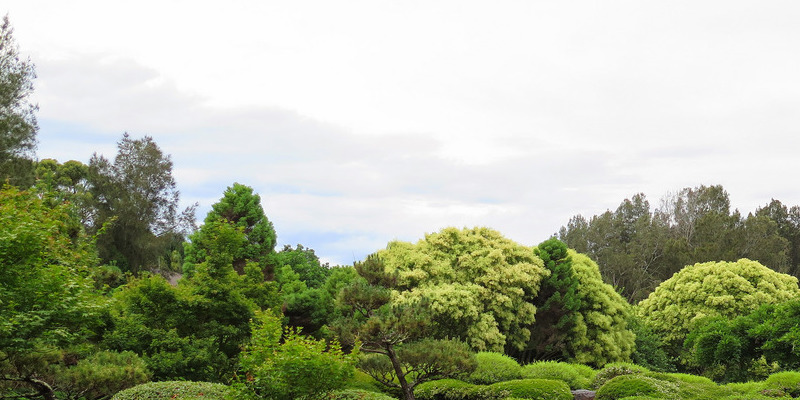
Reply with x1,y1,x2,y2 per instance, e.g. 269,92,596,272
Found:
572,389,596,400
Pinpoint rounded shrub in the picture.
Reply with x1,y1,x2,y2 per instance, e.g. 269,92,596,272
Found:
466,352,522,384
591,363,650,389
346,370,383,392
488,379,572,400
414,379,479,400
595,375,677,400
323,389,397,400
761,371,800,397
520,361,592,389
111,381,229,400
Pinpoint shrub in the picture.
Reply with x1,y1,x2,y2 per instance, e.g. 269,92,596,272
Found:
414,379,484,400
52,350,150,400
466,352,522,384
520,361,592,389
761,371,800,397
488,379,572,400
323,389,397,400
110,381,229,400
591,363,650,389
595,375,677,400
345,370,384,393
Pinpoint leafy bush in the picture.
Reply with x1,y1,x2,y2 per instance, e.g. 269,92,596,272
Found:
595,375,677,400
345,369,384,392
488,379,572,400
466,352,521,384
413,379,511,400
322,389,398,400
591,363,650,389
110,381,229,400
52,350,150,400
760,371,800,397
643,372,732,400
520,361,592,389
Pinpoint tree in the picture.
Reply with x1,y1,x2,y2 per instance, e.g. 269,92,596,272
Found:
333,255,476,400
89,133,196,274
0,15,37,187
379,227,549,352
185,183,275,275
637,258,800,355
0,187,105,400
524,238,581,361
235,311,356,400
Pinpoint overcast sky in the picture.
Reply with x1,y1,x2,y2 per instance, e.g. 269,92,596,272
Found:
5,1,800,265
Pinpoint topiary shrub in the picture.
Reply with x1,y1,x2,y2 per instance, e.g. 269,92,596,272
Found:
466,352,522,384
345,370,384,393
591,363,650,389
520,361,592,389
52,350,151,400
642,372,732,400
488,379,572,400
595,375,677,400
322,389,398,400
414,379,479,400
111,381,229,400
760,371,800,398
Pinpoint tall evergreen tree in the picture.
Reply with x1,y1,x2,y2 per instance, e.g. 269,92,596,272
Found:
0,15,37,187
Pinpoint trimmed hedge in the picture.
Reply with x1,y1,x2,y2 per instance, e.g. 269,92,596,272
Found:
414,379,507,400
110,381,229,400
595,375,677,400
467,352,522,384
520,361,594,389
323,389,397,400
592,363,650,389
761,371,800,397
488,379,572,400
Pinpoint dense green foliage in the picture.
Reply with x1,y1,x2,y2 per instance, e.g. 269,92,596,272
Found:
110,381,229,400
595,375,678,400
235,310,356,400
0,15,38,187
520,361,594,389
50,350,151,400
560,186,796,302
379,227,549,352
89,133,196,274
488,379,572,400
465,352,521,385
637,259,800,352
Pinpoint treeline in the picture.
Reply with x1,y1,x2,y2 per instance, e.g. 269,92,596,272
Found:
559,185,800,302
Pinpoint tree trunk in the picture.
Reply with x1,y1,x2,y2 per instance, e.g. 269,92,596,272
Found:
385,344,415,400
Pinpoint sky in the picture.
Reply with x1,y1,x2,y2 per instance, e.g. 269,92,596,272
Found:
5,1,800,265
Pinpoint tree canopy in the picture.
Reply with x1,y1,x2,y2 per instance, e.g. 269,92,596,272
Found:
637,258,800,351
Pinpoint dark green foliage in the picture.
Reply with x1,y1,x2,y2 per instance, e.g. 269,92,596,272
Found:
488,379,573,400
465,352,521,384
591,363,650,389
110,381,230,400
0,15,38,187
186,183,275,275
595,375,677,400
527,238,580,361
520,361,594,389
89,133,196,274
627,315,673,372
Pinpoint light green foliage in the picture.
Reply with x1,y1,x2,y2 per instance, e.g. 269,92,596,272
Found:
110,381,230,400
760,371,800,398
488,379,573,400
324,389,398,400
379,227,548,352
0,16,38,187
591,363,650,389
236,310,357,400
466,352,522,384
0,187,105,399
567,251,635,367
520,361,594,389
637,259,800,350
595,375,678,400
51,350,150,400
413,379,507,400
